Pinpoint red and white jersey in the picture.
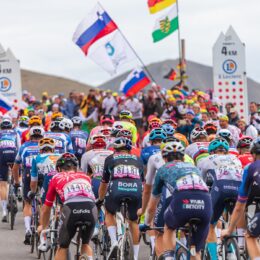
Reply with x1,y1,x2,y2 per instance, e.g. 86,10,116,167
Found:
44,171,95,207
238,153,254,168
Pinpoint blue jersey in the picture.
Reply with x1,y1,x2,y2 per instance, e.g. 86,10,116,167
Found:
141,145,160,165
152,161,208,197
44,132,73,154
31,153,60,181
238,160,260,204
69,130,88,157
0,129,20,150
15,127,28,138
15,141,39,170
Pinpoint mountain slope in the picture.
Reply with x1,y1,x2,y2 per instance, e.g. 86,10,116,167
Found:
100,59,259,102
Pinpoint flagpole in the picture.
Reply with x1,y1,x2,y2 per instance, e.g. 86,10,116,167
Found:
97,1,157,85
176,0,183,82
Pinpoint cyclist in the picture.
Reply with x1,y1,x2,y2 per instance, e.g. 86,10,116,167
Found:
237,136,254,168
12,126,45,244
81,134,113,199
21,115,42,144
217,128,239,156
97,137,144,260
161,124,175,137
222,137,260,260
40,153,97,260
204,122,217,141
44,119,73,154
30,138,60,203
198,138,243,260
61,118,73,134
0,118,20,222
141,141,211,259
16,116,29,137
70,116,89,164
142,118,162,148
185,127,209,164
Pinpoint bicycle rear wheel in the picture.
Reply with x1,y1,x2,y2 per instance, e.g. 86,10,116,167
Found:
118,230,134,260
175,246,188,260
10,197,17,230
223,237,241,260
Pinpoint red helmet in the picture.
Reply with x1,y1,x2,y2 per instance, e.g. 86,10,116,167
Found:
100,127,112,137
100,114,115,125
149,121,162,130
237,136,253,149
90,134,106,149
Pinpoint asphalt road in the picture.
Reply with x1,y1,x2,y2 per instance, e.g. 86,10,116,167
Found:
0,205,150,260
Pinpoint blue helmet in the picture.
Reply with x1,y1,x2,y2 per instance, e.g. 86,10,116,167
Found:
161,124,175,137
208,138,229,153
149,128,167,141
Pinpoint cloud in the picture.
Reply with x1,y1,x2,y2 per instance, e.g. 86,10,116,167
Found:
0,0,259,87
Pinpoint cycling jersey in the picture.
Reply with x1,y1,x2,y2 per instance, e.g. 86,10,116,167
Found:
15,126,28,137
102,153,144,183
113,121,137,145
69,129,89,159
0,129,21,150
238,160,260,204
238,153,254,169
31,153,60,182
21,129,30,144
152,162,208,197
142,133,150,148
141,145,160,165
185,142,209,164
45,172,95,207
229,147,239,156
44,132,73,154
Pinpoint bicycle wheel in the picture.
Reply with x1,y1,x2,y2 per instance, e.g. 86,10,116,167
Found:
30,231,35,253
101,225,110,260
118,230,134,260
222,237,241,260
10,196,16,230
175,246,187,260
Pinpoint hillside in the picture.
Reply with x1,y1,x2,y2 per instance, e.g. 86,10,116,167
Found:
100,59,259,102
21,70,92,98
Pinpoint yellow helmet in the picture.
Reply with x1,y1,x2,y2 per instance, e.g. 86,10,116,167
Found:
29,116,42,126
51,111,63,121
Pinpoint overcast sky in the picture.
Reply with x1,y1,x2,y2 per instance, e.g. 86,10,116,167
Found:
1,0,259,87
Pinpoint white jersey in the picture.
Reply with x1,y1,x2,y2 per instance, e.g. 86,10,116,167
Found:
142,134,151,148
81,149,113,179
185,142,209,163
146,151,165,185
197,154,243,182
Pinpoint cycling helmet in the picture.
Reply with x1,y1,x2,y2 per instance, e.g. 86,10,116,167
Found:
29,116,42,126
149,121,162,130
39,138,55,150
71,116,82,126
162,119,177,128
162,136,181,144
29,126,45,137
113,137,132,151
217,129,232,142
51,111,63,121
116,129,132,140
111,124,124,137
89,134,106,148
149,128,167,141
148,117,162,125
161,124,175,137
0,118,12,129
18,116,29,128
100,114,115,125
208,138,229,154
61,118,73,131
100,127,112,137
190,127,208,142
237,136,253,149
119,110,133,120
204,123,217,135
250,137,260,154
161,141,185,157
56,153,78,170
174,133,189,148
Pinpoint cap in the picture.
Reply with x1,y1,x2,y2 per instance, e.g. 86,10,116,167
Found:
42,92,48,97
219,115,229,121
186,109,195,116
208,107,218,113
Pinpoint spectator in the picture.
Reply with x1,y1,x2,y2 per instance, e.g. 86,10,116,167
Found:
237,119,258,139
225,102,234,116
192,103,201,120
64,91,76,118
142,89,162,119
228,107,239,126
249,101,260,133
201,111,210,126
208,106,219,123
102,90,118,116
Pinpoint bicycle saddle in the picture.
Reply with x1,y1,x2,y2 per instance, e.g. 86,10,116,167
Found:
188,218,201,226
74,221,91,227
120,197,132,203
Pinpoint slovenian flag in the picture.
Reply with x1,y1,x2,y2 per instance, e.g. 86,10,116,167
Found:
73,4,118,56
0,93,12,114
148,0,176,14
120,68,151,96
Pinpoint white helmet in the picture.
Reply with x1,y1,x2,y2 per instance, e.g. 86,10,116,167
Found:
217,129,232,142
161,141,185,157
190,127,208,142
29,126,45,137
62,118,73,131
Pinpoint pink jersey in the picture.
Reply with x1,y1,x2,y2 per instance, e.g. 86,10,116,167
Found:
45,171,95,207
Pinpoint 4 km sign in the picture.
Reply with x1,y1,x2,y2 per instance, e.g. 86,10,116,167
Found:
0,44,22,110
213,26,248,121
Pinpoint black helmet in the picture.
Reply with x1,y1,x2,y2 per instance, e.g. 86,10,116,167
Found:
0,118,12,129
56,153,79,170
250,137,260,154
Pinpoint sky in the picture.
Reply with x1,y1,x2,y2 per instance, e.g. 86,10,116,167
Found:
1,0,260,87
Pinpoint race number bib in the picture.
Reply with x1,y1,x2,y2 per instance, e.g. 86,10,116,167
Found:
25,155,35,168
114,164,140,179
54,139,63,148
176,174,208,192
91,164,104,179
0,140,15,148
215,164,242,181
75,138,86,149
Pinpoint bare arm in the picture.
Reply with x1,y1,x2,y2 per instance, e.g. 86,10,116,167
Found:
41,205,52,229
98,182,108,201
145,196,160,225
12,163,20,184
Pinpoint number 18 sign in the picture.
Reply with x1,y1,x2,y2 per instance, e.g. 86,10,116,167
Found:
213,26,248,121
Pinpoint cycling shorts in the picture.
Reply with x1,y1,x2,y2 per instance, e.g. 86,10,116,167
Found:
0,148,17,182
211,180,240,224
59,201,97,248
92,178,101,199
22,169,31,201
154,186,172,228
247,212,260,237
164,190,212,252
104,179,142,221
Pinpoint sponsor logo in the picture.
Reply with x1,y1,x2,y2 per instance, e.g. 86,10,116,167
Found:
118,181,138,192
0,77,12,92
182,199,205,210
73,209,90,214
222,59,237,74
